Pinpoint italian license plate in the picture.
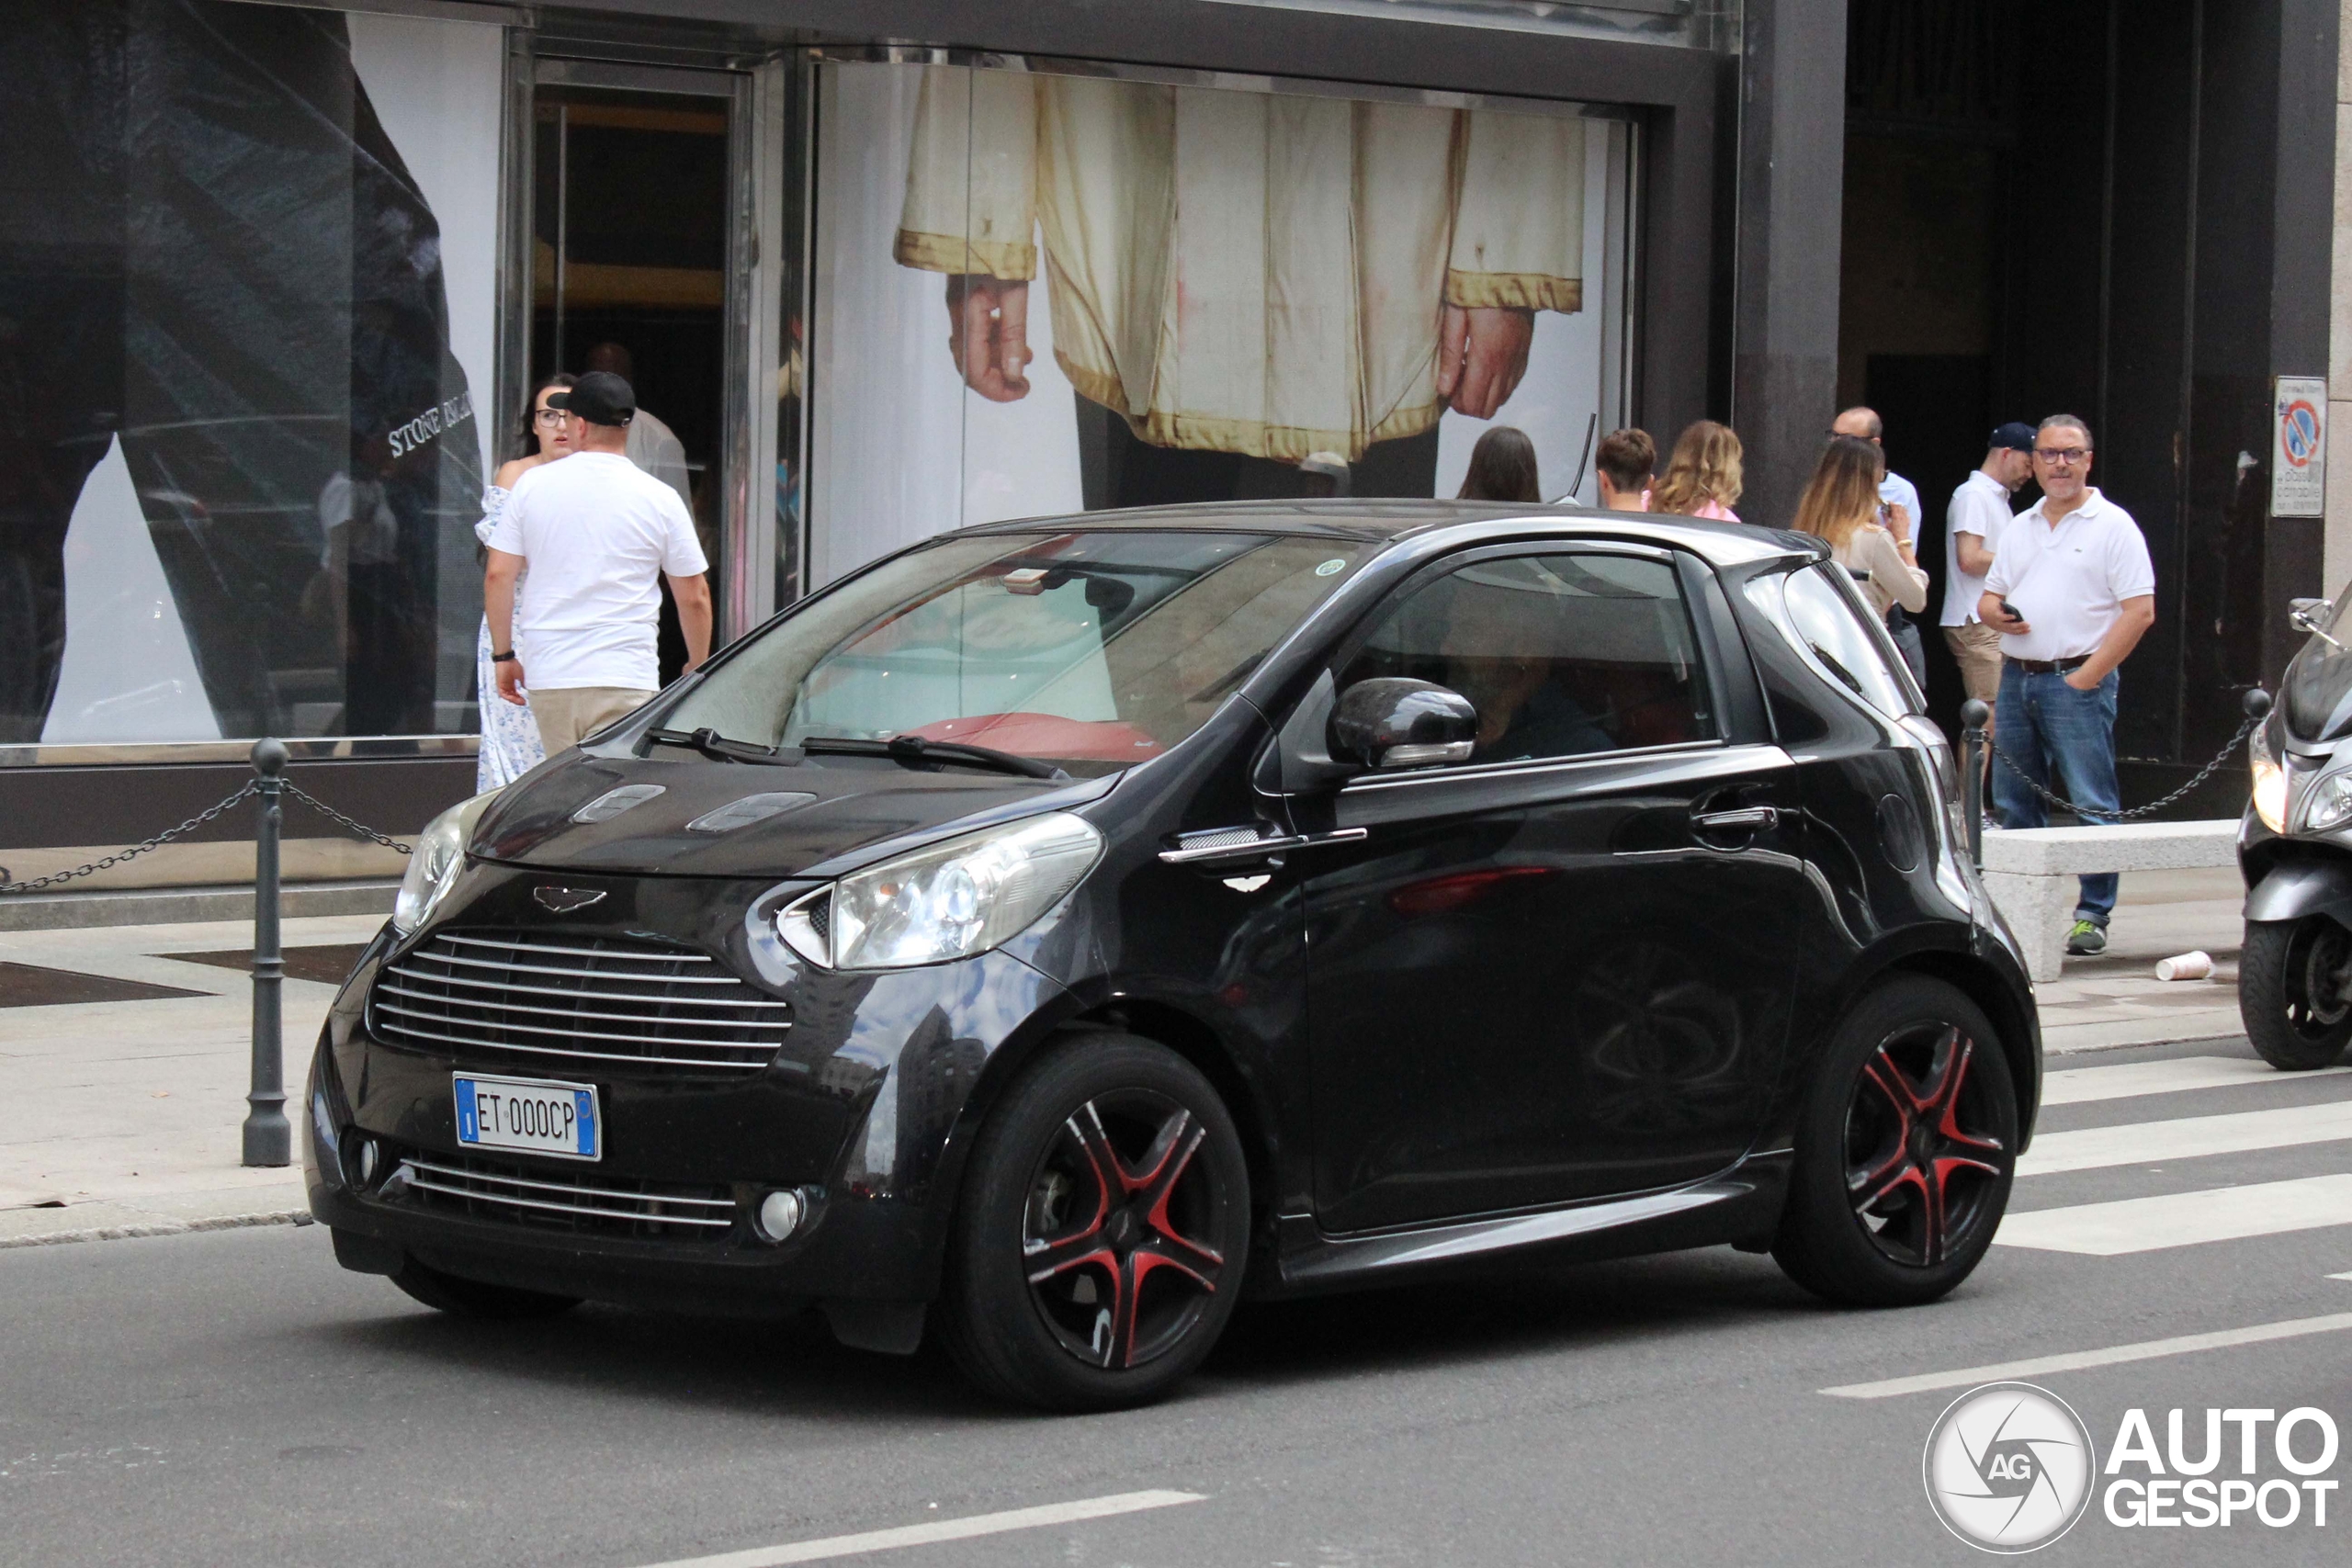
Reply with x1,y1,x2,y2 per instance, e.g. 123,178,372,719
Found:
454,1072,600,1161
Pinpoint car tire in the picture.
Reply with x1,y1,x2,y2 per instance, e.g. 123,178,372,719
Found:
2240,918,2352,1070
1773,976,2018,1308
939,1032,1250,1412
390,1258,582,1320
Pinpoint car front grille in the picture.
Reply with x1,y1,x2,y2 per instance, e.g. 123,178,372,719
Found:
387,1148,737,1242
368,930,788,1075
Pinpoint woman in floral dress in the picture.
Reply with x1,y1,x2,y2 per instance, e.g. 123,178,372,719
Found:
475,375,574,791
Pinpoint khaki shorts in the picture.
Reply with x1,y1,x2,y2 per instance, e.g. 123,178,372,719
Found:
530,685,654,754
1944,622,2004,704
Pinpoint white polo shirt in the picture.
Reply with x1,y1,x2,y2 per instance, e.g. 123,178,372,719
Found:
1939,469,2016,627
1982,488,2154,663
488,451,708,692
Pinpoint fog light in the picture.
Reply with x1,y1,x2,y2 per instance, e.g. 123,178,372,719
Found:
755,1188,807,1243
353,1136,380,1187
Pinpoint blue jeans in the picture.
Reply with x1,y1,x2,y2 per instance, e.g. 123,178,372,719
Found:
1992,663,2121,924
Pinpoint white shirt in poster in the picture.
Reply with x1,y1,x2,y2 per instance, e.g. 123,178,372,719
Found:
1939,468,2015,627
488,452,708,692
1982,488,2155,663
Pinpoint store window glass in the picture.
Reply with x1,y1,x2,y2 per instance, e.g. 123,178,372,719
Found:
808,60,1633,587
1,1,501,745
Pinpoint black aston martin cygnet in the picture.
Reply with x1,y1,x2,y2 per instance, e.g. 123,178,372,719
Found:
308,502,2039,1410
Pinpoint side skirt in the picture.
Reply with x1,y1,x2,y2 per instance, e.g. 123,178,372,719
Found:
1260,1153,1792,1297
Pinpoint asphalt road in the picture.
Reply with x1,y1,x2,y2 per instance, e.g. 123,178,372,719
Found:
6,1033,2351,1568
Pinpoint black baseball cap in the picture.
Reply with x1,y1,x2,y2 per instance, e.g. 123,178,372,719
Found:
1989,421,2038,452
548,371,635,427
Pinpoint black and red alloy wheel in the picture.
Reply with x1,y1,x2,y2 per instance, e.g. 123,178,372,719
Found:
1021,1089,1227,1371
1841,1021,2007,1268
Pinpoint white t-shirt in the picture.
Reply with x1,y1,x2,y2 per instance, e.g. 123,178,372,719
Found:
1939,468,2015,626
1982,488,2155,663
488,451,708,691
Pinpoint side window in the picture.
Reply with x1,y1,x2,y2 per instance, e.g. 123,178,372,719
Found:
1336,551,1716,764
1759,564,1924,720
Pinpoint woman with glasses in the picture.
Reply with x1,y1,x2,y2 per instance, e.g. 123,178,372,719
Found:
473,375,576,790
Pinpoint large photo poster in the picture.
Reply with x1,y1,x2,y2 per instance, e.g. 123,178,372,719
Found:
810,62,1629,586
3,0,500,745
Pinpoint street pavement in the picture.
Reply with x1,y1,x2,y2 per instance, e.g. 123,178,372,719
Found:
3,1031,2350,1566
7,867,2351,1564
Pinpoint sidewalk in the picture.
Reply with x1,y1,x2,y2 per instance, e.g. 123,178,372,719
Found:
0,913,380,1247
0,871,2253,1247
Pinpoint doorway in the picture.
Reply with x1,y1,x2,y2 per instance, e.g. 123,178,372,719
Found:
529,67,736,681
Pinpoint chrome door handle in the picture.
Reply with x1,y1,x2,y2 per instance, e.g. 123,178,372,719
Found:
1158,827,1367,867
1691,806,1779,832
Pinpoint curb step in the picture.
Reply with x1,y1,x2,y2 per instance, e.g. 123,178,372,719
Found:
0,880,397,932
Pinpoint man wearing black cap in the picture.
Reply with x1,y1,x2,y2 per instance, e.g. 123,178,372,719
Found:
482,371,712,754
1940,422,2039,781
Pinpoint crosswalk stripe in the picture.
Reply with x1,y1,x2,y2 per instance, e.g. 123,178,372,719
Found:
1995,1174,2352,1255
1819,1313,2352,1399
2041,1055,2349,1106
2017,1100,2352,1177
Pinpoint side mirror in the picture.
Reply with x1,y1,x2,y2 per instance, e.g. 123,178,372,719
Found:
1329,678,1477,770
2290,598,2346,650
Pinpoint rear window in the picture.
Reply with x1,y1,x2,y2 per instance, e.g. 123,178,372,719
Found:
1748,563,1923,721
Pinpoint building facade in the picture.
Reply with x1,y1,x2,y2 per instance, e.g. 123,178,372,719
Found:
0,0,2337,892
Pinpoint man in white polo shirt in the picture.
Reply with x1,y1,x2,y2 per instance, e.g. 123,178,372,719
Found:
483,371,713,755
1940,422,2038,797
1977,413,2157,955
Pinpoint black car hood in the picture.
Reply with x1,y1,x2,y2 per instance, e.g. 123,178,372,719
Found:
473,746,1118,879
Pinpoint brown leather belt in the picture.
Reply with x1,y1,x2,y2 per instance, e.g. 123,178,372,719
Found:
2005,654,2092,675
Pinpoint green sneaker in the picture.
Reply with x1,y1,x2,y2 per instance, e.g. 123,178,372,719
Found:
2065,919,2108,956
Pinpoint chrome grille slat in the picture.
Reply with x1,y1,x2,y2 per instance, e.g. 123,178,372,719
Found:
380,964,788,1010
403,1156,736,1212
373,999,774,1053
437,934,714,964
388,1151,736,1240
374,982,784,1032
368,929,788,1076
371,1016,767,1070
403,950,746,985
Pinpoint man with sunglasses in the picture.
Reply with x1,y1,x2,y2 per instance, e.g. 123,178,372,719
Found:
1977,414,2157,956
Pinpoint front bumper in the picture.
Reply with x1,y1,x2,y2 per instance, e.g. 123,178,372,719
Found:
305,861,1068,1314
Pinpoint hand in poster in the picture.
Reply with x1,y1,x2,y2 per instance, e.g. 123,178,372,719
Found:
1435,305,1536,420
944,275,1033,401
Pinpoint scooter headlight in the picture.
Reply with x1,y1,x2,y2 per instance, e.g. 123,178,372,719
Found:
2252,724,2287,833
2307,772,2352,832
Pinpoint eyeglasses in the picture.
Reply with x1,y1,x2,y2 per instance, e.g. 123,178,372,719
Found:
533,408,566,426
2033,446,2089,466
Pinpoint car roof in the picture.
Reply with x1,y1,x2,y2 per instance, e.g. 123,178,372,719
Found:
944,498,1820,570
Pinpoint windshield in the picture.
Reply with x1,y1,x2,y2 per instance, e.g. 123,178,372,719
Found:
663,531,1371,773
2283,580,2352,742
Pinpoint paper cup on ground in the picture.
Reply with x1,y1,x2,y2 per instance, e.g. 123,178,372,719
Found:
2154,951,2212,982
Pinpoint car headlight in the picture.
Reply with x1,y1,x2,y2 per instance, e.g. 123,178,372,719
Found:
2308,772,2352,832
778,812,1102,970
2251,724,2288,833
391,789,503,934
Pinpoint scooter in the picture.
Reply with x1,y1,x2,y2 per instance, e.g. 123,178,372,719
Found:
2239,593,2352,1069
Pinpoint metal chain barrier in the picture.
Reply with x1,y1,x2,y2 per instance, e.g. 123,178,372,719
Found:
0,782,260,895
282,782,413,856
1984,714,2257,823
0,768,415,896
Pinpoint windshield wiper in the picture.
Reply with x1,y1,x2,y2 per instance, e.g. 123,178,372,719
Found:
799,734,1067,781
642,727,800,766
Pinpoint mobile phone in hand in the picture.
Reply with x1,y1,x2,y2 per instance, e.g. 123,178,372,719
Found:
1998,599,2019,621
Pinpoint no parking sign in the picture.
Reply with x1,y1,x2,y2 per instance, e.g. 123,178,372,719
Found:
2272,375,2326,516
